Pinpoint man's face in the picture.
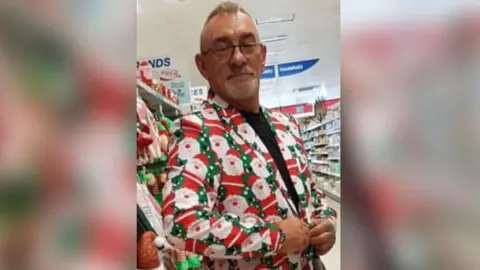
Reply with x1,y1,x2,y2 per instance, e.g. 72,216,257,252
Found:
195,11,266,102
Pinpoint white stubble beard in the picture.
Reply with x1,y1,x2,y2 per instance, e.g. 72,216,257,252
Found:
224,77,259,100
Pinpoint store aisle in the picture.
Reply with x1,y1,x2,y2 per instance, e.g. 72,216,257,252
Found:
321,198,341,270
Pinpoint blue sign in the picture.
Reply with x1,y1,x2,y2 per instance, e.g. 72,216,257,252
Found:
261,65,276,79
167,79,190,105
277,58,319,77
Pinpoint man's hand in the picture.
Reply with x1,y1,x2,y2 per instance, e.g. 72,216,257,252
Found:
277,217,310,254
310,219,336,255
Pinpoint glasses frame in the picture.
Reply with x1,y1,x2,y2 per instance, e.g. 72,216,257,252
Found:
201,43,263,60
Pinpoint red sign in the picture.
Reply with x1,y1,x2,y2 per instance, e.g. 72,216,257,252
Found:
270,99,340,116
321,98,340,109
270,103,314,115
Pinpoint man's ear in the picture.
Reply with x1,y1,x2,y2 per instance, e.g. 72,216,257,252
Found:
195,53,209,80
260,44,267,72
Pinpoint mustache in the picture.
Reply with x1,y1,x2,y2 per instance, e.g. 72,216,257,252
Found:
227,71,254,80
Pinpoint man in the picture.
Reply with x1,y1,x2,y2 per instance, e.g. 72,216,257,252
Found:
162,2,337,269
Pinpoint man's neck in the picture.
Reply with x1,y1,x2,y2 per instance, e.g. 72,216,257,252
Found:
230,100,260,113
213,91,260,113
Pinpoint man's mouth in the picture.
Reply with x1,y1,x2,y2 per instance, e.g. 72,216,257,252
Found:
227,73,253,80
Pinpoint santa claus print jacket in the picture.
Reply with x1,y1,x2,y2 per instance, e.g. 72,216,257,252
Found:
162,93,337,270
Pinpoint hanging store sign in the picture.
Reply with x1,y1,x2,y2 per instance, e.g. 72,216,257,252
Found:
137,56,191,105
270,103,314,116
261,65,276,79
167,80,190,105
190,86,209,112
136,57,182,81
136,57,171,69
277,58,319,77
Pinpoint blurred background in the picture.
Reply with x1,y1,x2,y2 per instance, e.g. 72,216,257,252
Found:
0,0,479,269
342,0,480,269
0,1,136,269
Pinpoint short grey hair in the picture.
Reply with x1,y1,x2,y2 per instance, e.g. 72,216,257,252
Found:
200,1,252,52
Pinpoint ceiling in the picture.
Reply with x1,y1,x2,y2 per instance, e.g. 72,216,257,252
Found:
137,0,340,108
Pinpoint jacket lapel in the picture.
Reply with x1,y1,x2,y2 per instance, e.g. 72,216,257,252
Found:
263,110,310,217
209,94,299,217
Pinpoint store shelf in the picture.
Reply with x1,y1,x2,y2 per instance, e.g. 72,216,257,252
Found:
311,160,330,165
302,132,325,142
313,142,328,147
303,116,340,132
313,170,340,178
326,129,341,136
137,79,182,115
137,158,167,171
318,186,340,202
328,156,340,161
310,151,329,155
327,144,340,148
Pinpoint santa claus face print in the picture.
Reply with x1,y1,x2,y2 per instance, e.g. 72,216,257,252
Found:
211,219,233,239
210,135,229,158
201,107,218,120
174,188,200,210
187,219,211,240
250,158,269,178
251,178,271,200
237,123,256,144
221,154,244,176
185,158,209,180
276,129,297,147
222,195,249,217
271,111,290,126
178,137,201,160
241,233,264,253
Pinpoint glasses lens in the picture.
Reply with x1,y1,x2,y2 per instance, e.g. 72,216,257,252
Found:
212,47,233,58
241,44,259,55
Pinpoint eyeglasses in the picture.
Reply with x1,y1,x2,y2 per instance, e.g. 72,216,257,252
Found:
201,43,262,59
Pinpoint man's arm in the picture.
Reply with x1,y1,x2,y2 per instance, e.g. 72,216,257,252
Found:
288,117,337,255
308,177,338,227
162,114,285,260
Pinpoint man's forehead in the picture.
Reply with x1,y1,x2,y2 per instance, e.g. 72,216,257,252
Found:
203,12,258,42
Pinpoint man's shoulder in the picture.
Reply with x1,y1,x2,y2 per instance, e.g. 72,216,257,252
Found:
174,102,220,127
263,107,297,125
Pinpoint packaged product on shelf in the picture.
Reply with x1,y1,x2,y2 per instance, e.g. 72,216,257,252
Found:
137,231,161,269
157,117,173,153
137,94,163,163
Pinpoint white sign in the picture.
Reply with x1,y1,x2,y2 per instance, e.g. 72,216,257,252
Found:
190,86,208,111
136,183,164,237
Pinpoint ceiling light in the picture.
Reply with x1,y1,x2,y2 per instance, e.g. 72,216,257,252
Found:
293,85,321,92
267,50,284,56
261,34,287,43
256,14,295,25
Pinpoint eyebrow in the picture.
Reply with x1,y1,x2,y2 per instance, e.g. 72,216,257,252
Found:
211,32,257,45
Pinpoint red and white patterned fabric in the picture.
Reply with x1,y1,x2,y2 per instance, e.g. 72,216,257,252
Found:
162,92,337,269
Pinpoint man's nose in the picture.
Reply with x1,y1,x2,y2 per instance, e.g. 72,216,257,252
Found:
229,46,248,66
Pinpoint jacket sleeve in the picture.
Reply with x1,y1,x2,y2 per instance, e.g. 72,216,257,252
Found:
162,114,285,260
308,177,338,228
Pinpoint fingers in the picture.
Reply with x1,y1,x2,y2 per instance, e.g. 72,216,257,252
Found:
311,231,335,246
311,218,322,227
315,242,332,255
299,220,310,237
297,220,310,249
310,219,334,237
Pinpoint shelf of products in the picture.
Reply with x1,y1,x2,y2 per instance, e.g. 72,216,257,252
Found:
137,79,182,117
301,101,341,132
300,101,341,201
313,174,341,202
136,86,203,269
